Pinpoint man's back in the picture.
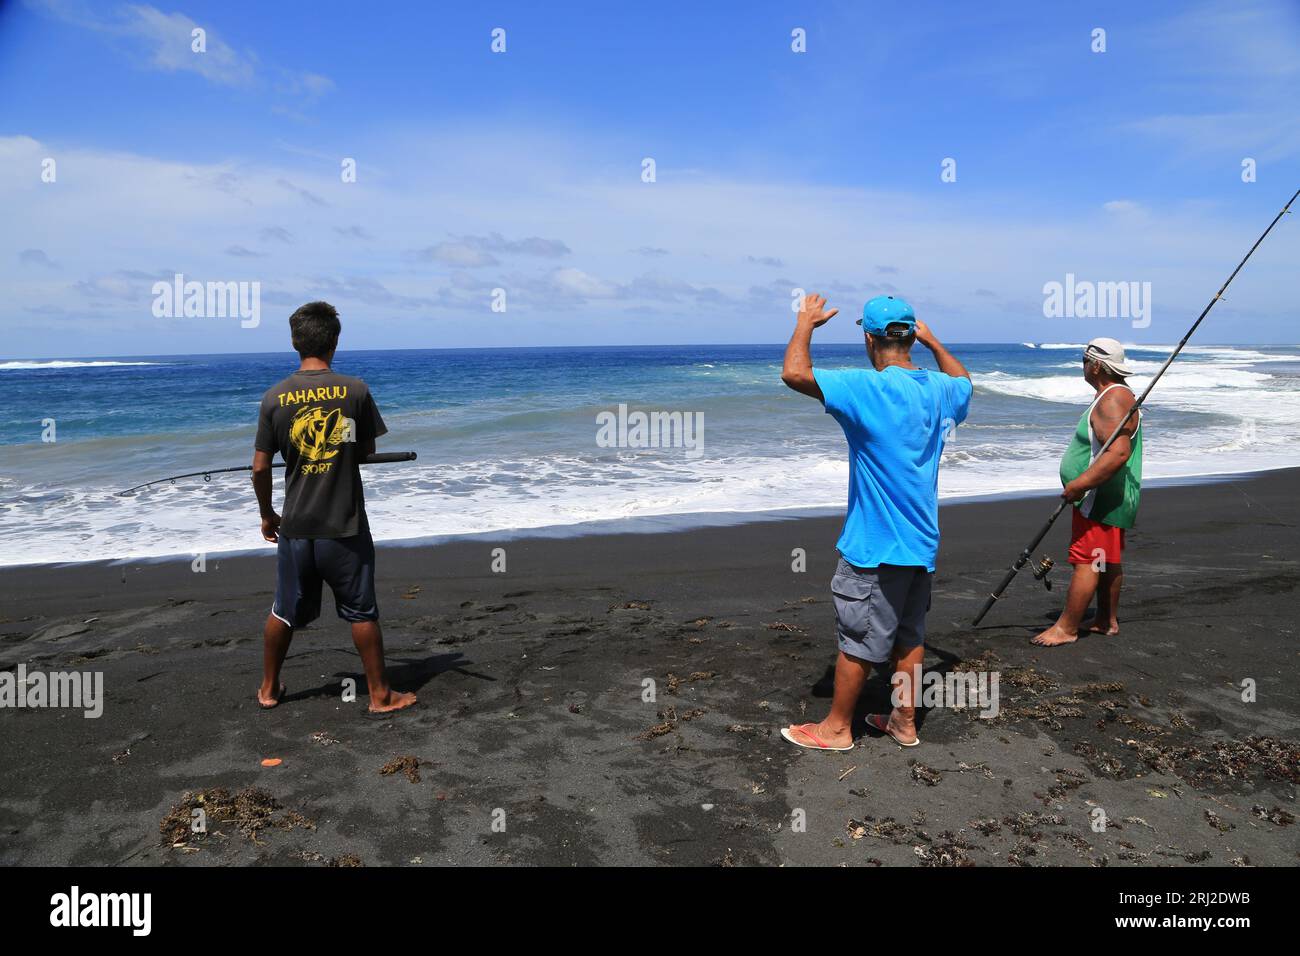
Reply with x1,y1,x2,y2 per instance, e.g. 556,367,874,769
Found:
813,365,972,571
255,368,387,538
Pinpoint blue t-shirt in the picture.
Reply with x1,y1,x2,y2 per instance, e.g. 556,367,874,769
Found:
814,366,972,572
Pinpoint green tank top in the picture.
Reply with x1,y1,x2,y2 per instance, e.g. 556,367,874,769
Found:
1058,383,1143,529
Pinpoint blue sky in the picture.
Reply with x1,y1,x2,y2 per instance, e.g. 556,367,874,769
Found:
2,0,1298,356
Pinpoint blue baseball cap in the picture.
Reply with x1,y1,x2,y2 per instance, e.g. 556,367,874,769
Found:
857,295,916,336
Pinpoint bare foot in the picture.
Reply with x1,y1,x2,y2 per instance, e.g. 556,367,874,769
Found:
368,689,417,714
1031,623,1078,646
1088,620,1120,636
257,682,285,709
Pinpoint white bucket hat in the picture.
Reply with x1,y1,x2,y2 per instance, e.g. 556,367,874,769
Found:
1083,337,1133,377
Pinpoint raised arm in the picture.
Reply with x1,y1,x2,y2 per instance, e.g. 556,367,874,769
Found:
913,320,969,380
781,293,838,400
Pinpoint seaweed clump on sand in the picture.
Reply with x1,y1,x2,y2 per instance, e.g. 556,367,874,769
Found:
1001,665,1059,695
952,649,1000,674
380,755,423,784
1204,809,1235,832
636,705,706,740
1040,767,1088,803
1002,700,1085,730
1125,735,1300,787
1073,681,1126,696
296,850,363,867
160,787,315,847
1072,741,1127,778
953,649,1064,725
914,832,976,867
909,760,943,786
1007,841,1040,867
1004,811,1065,843
664,671,715,695
846,816,911,843
1252,805,1295,826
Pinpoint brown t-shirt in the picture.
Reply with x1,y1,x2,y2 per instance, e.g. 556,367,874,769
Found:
255,368,387,539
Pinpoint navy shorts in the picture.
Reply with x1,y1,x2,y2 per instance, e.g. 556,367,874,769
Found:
271,533,379,628
830,557,932,664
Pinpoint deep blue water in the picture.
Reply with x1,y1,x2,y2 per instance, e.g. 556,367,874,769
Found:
2,342,1298,564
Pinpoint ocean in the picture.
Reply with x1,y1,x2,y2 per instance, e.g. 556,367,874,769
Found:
2,342,1298,567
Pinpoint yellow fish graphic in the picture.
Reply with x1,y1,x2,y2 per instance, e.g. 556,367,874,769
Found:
289,405,350,462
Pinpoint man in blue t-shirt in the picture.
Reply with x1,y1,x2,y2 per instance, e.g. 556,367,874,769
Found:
779,293,972,751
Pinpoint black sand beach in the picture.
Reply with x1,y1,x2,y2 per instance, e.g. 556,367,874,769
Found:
2,471,1297,867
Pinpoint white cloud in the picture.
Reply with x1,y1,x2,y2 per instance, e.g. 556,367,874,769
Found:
35,1,334,99
549,267,621,300
416,242,498,268
2,128,1297,355
123,4,256,87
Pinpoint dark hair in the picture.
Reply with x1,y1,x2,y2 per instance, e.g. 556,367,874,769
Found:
868,322,916,352
289,301,340,359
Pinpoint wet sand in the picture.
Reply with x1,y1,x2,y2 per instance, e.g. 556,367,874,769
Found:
1,470,1297,866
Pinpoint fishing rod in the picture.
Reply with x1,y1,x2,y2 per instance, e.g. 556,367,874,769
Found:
972,187,1299,627
116,451,418,496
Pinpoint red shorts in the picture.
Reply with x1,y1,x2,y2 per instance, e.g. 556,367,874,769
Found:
1068,508,1124,568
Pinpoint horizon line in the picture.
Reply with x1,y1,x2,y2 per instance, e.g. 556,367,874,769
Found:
5,341,1297,363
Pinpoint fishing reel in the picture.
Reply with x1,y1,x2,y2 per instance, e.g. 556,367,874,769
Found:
1029,555,1055,591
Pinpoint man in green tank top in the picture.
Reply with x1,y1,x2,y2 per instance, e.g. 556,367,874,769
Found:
1033,338,1143,647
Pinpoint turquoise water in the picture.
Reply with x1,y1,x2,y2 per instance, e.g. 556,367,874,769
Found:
2,342,1298,565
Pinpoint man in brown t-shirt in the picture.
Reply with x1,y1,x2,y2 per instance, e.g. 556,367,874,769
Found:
252,301,415,715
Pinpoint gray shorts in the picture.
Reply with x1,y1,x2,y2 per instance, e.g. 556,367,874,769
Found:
830,556,932,664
